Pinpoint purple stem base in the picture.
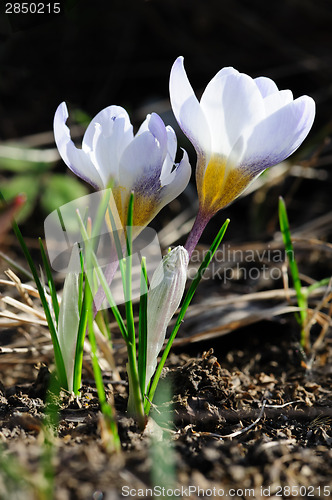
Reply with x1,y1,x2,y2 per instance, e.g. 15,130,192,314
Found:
184,210,212,258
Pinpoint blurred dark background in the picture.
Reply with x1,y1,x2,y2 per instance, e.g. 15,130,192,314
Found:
1,0,332,245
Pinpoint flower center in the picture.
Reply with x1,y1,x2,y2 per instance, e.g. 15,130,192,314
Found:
199,154,253,216
110,185,159,233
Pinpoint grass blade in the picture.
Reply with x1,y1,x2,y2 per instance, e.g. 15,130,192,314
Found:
86,280,121,453
138,257,148,398
39,237,59,325
124,193,145,426
0,190,67,389
278,197,308,348
124,192,135,340
75,208,128,342
72,294,88,395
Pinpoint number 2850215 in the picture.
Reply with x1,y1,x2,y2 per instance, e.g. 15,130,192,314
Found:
5,3,61,14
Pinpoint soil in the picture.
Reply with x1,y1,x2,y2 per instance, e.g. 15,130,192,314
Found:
1,318,332,499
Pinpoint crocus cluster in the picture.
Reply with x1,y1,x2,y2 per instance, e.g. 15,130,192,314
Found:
53,57,315,397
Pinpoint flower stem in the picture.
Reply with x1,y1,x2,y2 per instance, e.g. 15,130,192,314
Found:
184,210,212,258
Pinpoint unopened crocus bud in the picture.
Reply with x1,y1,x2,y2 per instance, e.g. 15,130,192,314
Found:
145,246,189,391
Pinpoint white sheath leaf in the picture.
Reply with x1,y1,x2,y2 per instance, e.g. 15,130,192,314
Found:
57,243,81,392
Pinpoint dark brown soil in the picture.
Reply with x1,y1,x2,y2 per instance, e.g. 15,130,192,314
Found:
1,323,332,499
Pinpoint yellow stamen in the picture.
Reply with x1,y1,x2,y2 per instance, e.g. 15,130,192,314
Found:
198,154,253,216
107,185,159,238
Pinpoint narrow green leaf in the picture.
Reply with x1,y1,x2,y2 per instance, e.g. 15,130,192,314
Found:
106,198,124,263
85,280,121,452
82,200,120,444
39,238,59,325
124,192,135,338
123,192,145,425
278,197,308,346
138,257,148,397
106,193,128,302
0,250,34,280
304,277,331,298
0,190,67,389
125,192,134,258
75,208,128,342
73,283,88,395
78,248,85,313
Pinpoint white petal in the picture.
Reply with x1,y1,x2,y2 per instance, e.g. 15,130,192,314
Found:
160,126,177,185
146,112,168,152
159,149,191,206
119,113,168,194
169,56,211,156
54,102,104,189
210,66,239,79
263,89,294,117
254,76,279,97
238,95,316,177
88,106,134,186
135,112,157,138
82,105,131,149
200,72,265,158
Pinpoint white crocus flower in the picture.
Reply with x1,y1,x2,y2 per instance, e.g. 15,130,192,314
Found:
145,246,189,391
54,102,191,229
170,56,316,255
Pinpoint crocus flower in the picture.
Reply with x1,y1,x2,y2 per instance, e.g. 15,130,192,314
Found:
145,245,189,391
170,56,316,256
54,102,191,230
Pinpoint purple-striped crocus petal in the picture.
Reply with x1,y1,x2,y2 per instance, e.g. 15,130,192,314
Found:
118,113,168,195
160,126,177,185
200,72,266,159
88,106,134,187
135,112,168,149
169,56,211,157
237,95,316,178
159,149,191,208
54,102,104,190
146,112,168,156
